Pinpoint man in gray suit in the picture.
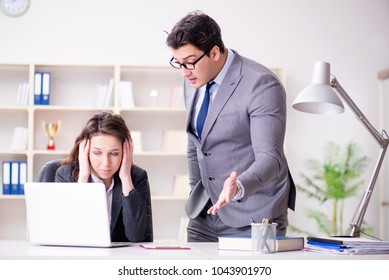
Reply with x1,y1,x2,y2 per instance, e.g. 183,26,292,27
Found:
166,10,296,242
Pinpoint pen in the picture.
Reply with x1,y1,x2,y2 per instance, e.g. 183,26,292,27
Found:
258,218,270,251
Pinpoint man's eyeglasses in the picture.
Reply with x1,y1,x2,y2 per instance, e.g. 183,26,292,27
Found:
169,51,208,70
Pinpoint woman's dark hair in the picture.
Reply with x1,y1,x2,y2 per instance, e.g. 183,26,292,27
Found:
166,10,225,54
62,111,131,178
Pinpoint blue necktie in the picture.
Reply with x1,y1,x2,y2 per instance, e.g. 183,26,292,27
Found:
196,81,215,140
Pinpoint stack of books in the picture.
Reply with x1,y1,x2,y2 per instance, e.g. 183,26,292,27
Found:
218,235,304,252
306,236,389,255
16,83,29,106
96,78,114,108
11,126,28,151
119,81,135,108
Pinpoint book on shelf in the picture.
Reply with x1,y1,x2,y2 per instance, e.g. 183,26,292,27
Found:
306,236,389,255
104,78,114,107
16,82,29,106
96,84,108,107
130,131,142,153
218,235,304,252
162,130,187,153
119,81,135,108
172,174,189,197
11,126,28,151
169,85,184,108
95,79,114,108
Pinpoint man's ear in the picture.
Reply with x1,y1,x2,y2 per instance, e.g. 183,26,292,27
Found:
210,45,220,61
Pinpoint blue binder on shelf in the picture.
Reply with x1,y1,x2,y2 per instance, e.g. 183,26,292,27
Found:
2,161,11,195
34,71,51,105
18,161,27,195
10,161,19,195
34,72,42,105
41,72,51,105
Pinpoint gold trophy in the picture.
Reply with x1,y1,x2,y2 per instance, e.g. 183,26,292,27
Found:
42,121,61,150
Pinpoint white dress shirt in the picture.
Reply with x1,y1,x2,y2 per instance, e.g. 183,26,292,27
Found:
191,48,235,138
91,174,114,224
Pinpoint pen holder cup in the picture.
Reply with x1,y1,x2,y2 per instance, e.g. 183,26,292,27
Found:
251,222,277,254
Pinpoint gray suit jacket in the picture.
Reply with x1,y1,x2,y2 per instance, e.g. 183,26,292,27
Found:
184,50,296,228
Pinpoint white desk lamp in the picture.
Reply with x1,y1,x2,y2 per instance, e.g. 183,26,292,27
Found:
292,61,389,237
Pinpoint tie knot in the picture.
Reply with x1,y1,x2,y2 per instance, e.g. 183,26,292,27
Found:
206,81,215,92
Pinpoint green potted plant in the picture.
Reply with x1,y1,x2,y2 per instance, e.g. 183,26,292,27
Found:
292,141,368,236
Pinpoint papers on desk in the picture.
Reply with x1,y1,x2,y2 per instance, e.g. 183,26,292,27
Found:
139,244,191,250
306,236,389,255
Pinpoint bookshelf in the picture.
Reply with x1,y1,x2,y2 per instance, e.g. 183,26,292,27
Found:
0,63,284,242
0,63,187,241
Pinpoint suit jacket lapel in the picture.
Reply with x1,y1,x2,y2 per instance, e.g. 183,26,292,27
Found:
110,178,122,233
201,55,243,141
185,85,200,144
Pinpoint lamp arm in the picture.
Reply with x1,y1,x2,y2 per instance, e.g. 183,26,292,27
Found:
349,147,387,237
331,77,387,147
331,76,389,237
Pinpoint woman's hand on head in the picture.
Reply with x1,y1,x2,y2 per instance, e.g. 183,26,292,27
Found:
78,138,91,183
119,137,134,196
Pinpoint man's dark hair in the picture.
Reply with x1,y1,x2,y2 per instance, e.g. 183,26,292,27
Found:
166,10,225,54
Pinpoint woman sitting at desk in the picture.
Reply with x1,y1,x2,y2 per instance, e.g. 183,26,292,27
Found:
55,111,151,242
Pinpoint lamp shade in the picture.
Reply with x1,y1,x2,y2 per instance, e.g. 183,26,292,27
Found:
292,61,345,115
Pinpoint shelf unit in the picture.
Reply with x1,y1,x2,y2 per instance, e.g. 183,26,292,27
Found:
0,63,187,241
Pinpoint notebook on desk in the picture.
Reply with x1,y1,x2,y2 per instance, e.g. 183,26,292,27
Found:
24,182,132,248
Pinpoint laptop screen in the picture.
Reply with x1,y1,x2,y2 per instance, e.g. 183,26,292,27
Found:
24,182,114,247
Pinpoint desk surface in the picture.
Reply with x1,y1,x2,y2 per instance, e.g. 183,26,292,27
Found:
1,240,389,260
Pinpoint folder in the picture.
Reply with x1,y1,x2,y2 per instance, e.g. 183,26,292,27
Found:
10,161,19,195
34,72,42,105
2,161,11,195
41,72,51,105
18,161,27,195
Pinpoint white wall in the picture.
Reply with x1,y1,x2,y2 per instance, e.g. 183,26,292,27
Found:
1,0,389,238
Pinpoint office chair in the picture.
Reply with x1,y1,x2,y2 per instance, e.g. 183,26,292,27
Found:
35,159,62,182
35,159,153,242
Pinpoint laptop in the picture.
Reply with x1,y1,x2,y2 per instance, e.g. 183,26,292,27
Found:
24,182,132,248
